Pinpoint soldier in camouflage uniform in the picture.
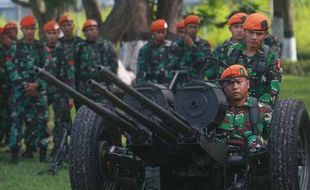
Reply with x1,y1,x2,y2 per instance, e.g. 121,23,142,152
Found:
217,13,282,105
5,15,49,163
213,12,247,78
42,20,75,157
4,21,18,42
74,19,117,107
169,15,214,79
218,64,272,149
137,19,172,85
264,34,281,58
176,20,185,39
0,27,15,146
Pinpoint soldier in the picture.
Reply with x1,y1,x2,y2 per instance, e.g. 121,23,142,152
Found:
74,19,118,107
5,15,49,163
137,19,172,85
169,15,214,80
42,20,74,157
219,13,282,105
0,27,15,146
264,34,281,57
214,12,247,65
176,20,185,39
4,21,18,41
218,64,272,189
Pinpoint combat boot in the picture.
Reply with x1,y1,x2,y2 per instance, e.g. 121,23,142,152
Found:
39,146,47,163
21,145,35,158
10,146,19,164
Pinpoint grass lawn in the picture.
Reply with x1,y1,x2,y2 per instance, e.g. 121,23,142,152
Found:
0,74,309,190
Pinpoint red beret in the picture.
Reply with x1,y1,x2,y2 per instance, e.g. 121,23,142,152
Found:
243,13,269,31
43,20,60,32
227,12,247,26
176,20,185,29
58,15,73,25
0,27,5,35
82,19,98,30
151,19,168,32
220,64,248,80
4,22,18,31
184,15,200,25
20,15,36,28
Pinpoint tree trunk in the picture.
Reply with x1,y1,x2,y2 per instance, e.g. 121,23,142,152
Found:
282,0,297,61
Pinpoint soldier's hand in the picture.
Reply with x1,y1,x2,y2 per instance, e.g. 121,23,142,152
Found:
184,35,194,48
68,98,74,109
25,82,39,96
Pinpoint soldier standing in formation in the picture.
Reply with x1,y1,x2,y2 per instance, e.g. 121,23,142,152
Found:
5,15,49,163
137,19,172,85
175,20,185,39
3,21,18,42
74,19,118,106
42,20,75,157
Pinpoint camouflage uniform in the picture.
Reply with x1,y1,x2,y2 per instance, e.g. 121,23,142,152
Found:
218,96,272,147
58,36,83,68
219,42,282,105
169,36,215,79
42,43,75,150
74,39,118,103
0,44,15,144
5,40,49,152
264,35,281,58
137,40,172,85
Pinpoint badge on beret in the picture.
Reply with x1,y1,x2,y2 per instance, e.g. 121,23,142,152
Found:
261,20,268,30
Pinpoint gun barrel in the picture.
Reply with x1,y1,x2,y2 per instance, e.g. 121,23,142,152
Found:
88,79,177,141
35,67,140,137
97,66,193,136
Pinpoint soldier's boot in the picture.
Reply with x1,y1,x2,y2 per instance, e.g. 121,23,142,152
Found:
39,146,47,163
21,145,35,158
10,147,19,164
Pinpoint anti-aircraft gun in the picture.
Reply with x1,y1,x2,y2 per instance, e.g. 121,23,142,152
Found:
36,67,310,190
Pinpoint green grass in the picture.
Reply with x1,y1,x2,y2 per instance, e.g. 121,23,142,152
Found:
0,74,309,190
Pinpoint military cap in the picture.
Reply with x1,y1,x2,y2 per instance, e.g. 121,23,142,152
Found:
58,15,73,25
20,15,36,28
4,21,18,31
243,13,269,31
227,12,247,26
176,20,185,29
151,19,168,32
184,15,200,25
43,20,60,32
220,64,248,80
82,19,98,31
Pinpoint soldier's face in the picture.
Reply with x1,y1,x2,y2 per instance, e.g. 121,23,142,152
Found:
222,77,249,102
5,28,18,41
45,30,59,47
186,24,199,38
245,30,267,49
21,26,36,41
229,23,244,42
153,29,167,43
0,34,13,48
83,26,99,42
60,21,74,38
177,28,185,38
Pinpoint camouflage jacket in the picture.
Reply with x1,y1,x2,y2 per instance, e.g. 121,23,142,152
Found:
42,42,75,100
137,40,172,84
218,96,272,147
169,36,214,79
0,43,16,99
264,35,281,58
5,40,47,91
74,39,118,99
219,42,282,105
58,36,83,66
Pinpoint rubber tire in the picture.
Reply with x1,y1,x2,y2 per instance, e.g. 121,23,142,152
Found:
269,98,310,190
69,105,121,190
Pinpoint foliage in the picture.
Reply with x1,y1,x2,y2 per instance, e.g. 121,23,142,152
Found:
282,60,310,76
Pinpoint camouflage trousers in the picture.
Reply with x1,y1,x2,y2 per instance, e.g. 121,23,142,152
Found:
0,102,11,144
10,88,49,149
49,93,71,147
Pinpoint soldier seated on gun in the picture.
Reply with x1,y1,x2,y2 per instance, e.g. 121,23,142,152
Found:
218,64,272,152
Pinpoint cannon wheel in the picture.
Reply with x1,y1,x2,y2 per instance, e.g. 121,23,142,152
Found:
69,105,122,190
269,99,310,190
